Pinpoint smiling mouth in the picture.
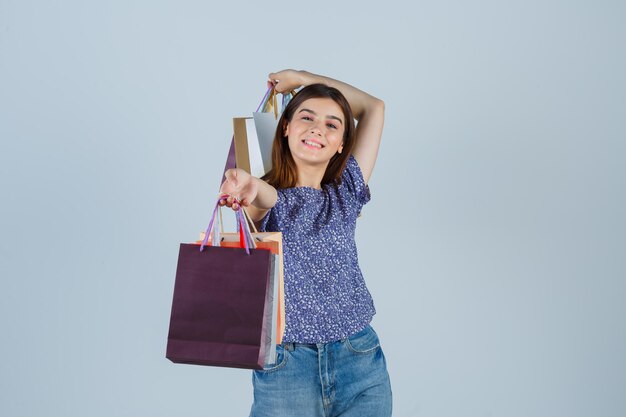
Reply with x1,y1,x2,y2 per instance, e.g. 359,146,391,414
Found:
302,139,324,148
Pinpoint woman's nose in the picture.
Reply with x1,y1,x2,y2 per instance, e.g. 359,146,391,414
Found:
309,124,323,135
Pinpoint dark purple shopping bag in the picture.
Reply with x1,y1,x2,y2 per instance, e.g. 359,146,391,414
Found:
166,200,273,370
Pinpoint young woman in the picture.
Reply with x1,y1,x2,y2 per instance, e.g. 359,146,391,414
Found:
219,69,391,417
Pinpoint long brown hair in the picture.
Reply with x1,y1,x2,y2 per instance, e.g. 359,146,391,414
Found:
261,84,356,189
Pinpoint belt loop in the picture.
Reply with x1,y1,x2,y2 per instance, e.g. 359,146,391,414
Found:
283,342,295,351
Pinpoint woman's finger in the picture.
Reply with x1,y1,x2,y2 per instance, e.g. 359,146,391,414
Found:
268,72,286,92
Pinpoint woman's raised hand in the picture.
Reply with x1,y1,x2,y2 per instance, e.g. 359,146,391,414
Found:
219,168,259,211
268,69,306,93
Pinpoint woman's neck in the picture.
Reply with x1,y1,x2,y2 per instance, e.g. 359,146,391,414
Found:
295,162,327,190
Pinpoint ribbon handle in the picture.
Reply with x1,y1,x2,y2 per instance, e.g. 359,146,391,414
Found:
257,86,298,120
200,196,256,254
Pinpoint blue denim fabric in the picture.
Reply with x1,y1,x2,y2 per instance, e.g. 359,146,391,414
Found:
249,325,392,417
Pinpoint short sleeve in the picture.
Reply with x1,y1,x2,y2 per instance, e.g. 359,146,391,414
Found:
259,189,283,232
342,155,371,206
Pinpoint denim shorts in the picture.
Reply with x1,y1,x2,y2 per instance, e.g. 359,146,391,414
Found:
249,324,392,417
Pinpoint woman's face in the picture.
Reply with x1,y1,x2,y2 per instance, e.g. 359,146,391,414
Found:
284,97,345,167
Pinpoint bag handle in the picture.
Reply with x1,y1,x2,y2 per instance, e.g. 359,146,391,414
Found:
240,202,259,234
257,86,277,118
258,86,298,119
281,89,295,111
200,195,256,254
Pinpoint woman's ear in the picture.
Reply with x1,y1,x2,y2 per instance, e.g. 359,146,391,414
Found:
282,121,289,137
338,143,344,154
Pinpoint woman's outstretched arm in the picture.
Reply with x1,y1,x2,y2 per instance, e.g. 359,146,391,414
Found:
219,168,277,222
269,69,384,184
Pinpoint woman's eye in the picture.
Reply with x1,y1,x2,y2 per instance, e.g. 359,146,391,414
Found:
327,123,337,129
302,116,312,121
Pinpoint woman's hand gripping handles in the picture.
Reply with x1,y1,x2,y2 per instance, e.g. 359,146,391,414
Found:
219,168,278,223
219,168,259,211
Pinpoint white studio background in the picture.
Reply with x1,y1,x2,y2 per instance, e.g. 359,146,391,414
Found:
1,1,625,416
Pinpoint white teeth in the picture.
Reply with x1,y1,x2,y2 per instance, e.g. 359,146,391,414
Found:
304,140,322,148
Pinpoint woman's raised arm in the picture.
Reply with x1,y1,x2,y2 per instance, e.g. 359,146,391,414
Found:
269,69,384,184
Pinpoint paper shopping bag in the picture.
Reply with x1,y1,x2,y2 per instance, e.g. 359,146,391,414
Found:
197,220,285,345
263,253,280,365
233,114,277,178
233,88,296,177
166,202,274,370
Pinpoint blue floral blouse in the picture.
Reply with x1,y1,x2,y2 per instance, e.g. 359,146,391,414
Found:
260,155,376,343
